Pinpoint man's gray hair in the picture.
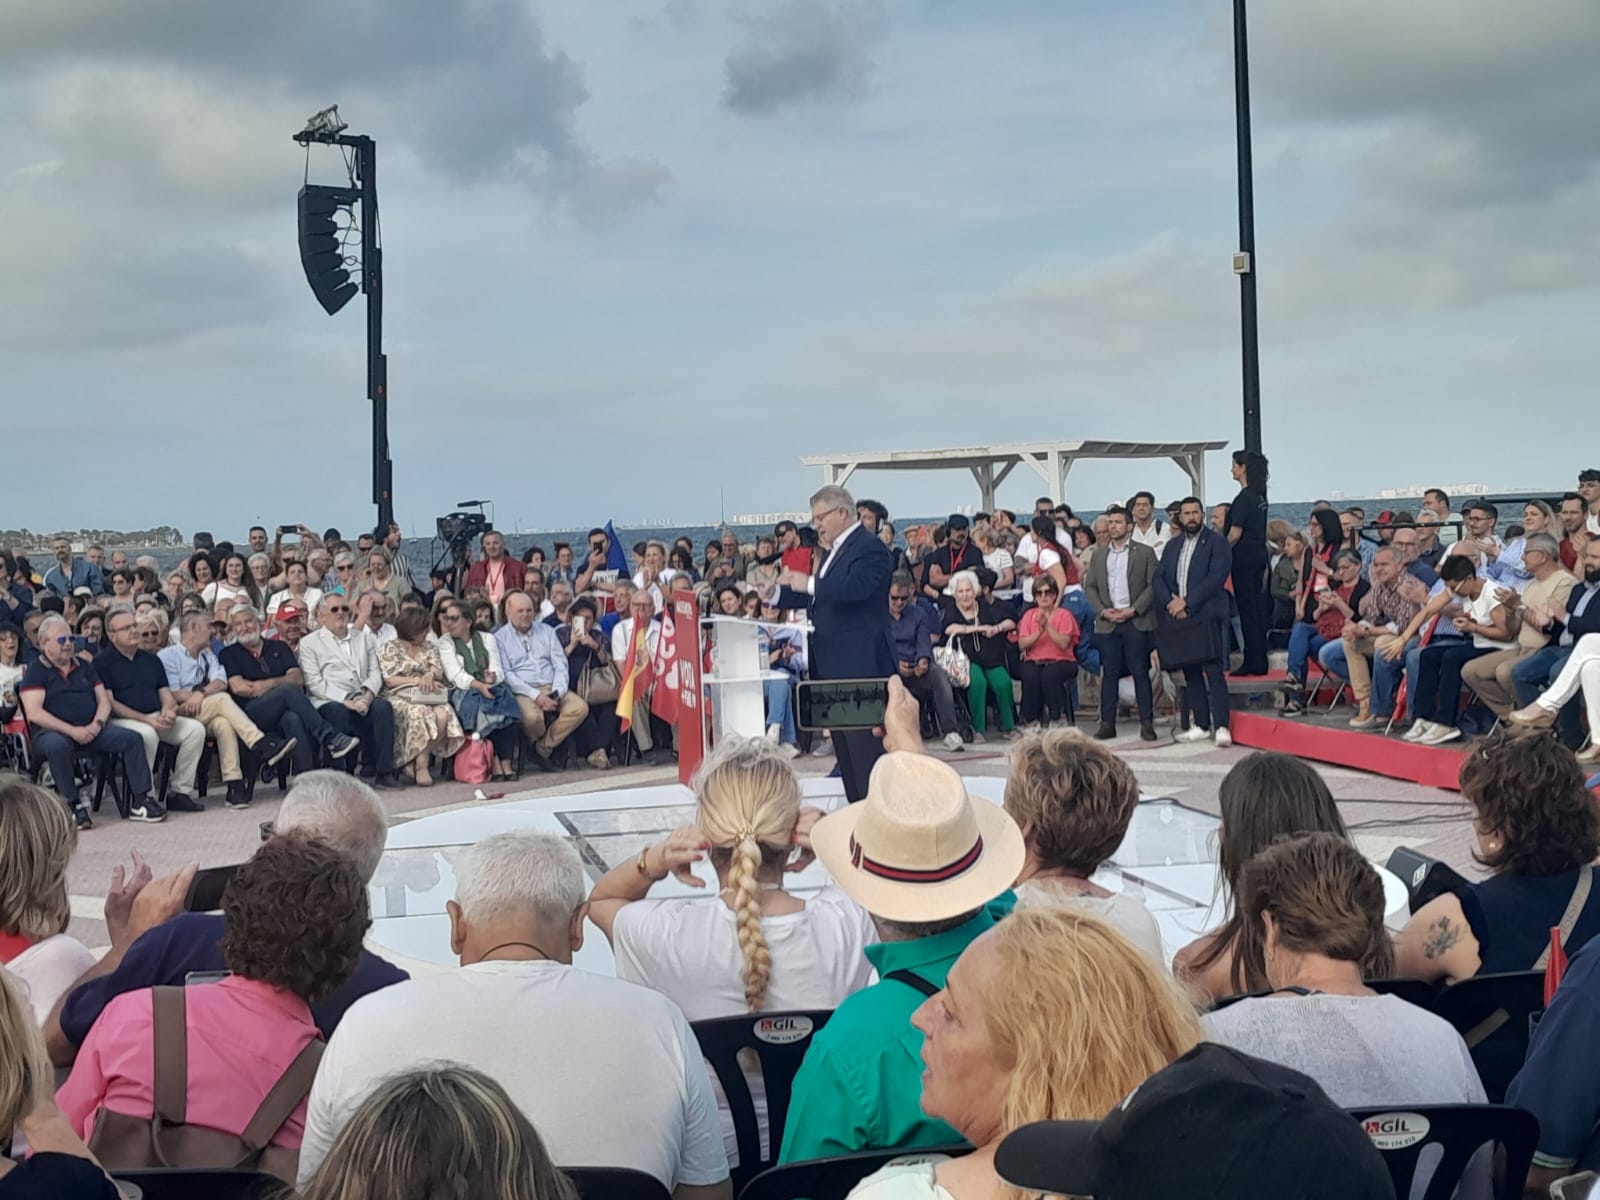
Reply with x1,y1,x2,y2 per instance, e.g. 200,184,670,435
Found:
135,555,159,571
1526,532,1562,561
810,483,854,515
275,770,388,884
232,603,264,625
1371,546,1399,564
334,551,355,567
313,592,342,618
179,611,210,636
38,614,70,639
453,832,585,925
1417,510,1442,525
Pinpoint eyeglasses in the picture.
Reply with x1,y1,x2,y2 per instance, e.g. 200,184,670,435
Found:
325,604,349,613
53,635,73,645
888,595,910,603
336,563,353,572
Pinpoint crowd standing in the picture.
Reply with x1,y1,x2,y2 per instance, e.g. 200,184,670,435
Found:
3,468,1600,1197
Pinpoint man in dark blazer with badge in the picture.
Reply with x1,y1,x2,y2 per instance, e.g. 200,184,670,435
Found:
1154,496,1234,747
769,484,895,802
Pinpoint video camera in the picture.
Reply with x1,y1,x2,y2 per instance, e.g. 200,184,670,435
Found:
436,511,489,546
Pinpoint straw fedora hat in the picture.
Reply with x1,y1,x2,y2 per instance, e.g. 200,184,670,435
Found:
811,751,1025,923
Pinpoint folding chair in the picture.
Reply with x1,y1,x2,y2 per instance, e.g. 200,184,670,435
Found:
738,1146,971,1200
1429,970,1547,1103
109,1167,281,1199
565,1167,672,1200
691,1009,834,1191
1348,1104,1537,1200
1367,977,1440,1008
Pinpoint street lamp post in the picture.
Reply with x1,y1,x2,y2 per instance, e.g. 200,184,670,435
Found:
1233,0,1263,457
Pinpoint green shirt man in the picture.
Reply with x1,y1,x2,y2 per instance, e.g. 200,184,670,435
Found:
778,899,1011,1163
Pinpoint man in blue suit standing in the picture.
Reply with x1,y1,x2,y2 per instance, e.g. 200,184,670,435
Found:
769,484,894,802
1154,496,1234,747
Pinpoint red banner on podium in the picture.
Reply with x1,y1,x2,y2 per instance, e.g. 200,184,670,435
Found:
660,589,705,785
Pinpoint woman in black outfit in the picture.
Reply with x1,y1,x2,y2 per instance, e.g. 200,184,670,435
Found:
1226,449,1271,676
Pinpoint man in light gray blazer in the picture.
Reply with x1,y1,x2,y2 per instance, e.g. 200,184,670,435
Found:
1083,504,1159,740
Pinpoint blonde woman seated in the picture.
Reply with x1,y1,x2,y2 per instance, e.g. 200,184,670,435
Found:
297,1065,577,1200
0,778,96,1022
848,908,1200,1200
1203,833,1485,1108
377,607,465,787
1003,728,1165,969
588,737,876,1156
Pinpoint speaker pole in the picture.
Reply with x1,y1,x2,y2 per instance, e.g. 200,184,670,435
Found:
355,136,392,532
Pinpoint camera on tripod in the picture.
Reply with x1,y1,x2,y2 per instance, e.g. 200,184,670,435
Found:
436,511,489,546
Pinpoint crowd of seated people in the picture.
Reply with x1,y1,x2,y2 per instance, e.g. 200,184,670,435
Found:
3,661,1600,1197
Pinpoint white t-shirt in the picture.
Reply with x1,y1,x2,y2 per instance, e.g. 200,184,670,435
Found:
981,547,1014,582
1018,542,1064,603
847,1157,959,1199
1203,993,1486,1108
613,889,878,1162
297,959,729,1191
1012,881,1167,973
1464,587,1515,650
7,935,95,1023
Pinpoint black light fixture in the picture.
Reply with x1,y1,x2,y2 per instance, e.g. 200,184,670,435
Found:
292,105,393,530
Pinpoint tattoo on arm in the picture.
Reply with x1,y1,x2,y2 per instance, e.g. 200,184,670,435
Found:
1423,916,1460,959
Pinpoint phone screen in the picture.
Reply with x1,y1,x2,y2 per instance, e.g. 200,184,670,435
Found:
183,864,242,913
797,679,890,731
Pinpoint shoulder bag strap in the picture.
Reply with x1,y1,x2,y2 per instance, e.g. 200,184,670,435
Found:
885,969,939,998
151,986,188,1126
1534,865,1594,969
238,1039,325,1152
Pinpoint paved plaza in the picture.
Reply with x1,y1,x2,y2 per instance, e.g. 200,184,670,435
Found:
60,718,1481,957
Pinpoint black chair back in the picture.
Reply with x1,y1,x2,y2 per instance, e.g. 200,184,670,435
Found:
565,1166,672,1200
1349,1104,1538,1200
1429,970,1546,1102
1368,977,1440,1008
691,1009,834,1190
110,1168,281,1199
738,1146,970,1200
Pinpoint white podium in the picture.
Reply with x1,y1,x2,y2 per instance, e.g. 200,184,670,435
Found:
701,615,805,744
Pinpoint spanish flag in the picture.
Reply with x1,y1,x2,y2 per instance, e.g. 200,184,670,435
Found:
616,619,653,732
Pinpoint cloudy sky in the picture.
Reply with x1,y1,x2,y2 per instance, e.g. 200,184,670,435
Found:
3,1,1596,536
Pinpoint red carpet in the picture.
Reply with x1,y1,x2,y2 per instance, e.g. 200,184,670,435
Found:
1229,711,1467,791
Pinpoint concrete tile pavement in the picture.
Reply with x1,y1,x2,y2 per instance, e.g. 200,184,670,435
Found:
62,721,1484,946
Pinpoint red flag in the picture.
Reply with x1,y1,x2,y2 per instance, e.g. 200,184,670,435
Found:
616,618,653,733
651,593,682,726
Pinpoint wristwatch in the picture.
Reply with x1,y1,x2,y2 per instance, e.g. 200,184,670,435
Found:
635,847,653,877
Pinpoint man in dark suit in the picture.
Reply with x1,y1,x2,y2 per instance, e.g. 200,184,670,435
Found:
771,485,895,802
1154,496,1234,746
1083,504,1159,741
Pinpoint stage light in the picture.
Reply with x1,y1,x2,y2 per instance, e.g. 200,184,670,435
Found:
297,184,359,315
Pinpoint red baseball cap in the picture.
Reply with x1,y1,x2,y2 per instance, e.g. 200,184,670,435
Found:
275,602,306,622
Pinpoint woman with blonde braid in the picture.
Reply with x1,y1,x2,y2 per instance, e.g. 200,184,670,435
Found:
587,736,876,1158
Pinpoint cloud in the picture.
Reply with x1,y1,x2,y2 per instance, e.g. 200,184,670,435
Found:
0,1,669,214
724,0,881,115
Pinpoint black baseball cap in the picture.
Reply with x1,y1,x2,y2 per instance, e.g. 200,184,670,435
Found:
947,514,971,530
995,1044,1395,1200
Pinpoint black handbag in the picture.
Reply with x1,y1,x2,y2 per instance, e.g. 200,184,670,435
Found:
1154,618,1224,669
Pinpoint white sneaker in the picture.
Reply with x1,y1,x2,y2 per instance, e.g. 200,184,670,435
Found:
777,743,800,760
1402,720,1432,743
810,738,832,758
766,723,782,744
1175,726,1211,743
1420,723,1462,746
1214,727,1233,748
942,732,965,752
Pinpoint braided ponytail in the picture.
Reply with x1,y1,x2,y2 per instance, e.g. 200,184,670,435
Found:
728,832,773,1009
691,736,802,1012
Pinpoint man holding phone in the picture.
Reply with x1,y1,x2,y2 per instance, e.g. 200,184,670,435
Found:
766,484,894,803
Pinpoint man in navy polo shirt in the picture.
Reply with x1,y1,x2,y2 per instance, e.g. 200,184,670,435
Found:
18,614,161,828
96,609,207,814
221,603,359,775
44,771,409,1068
